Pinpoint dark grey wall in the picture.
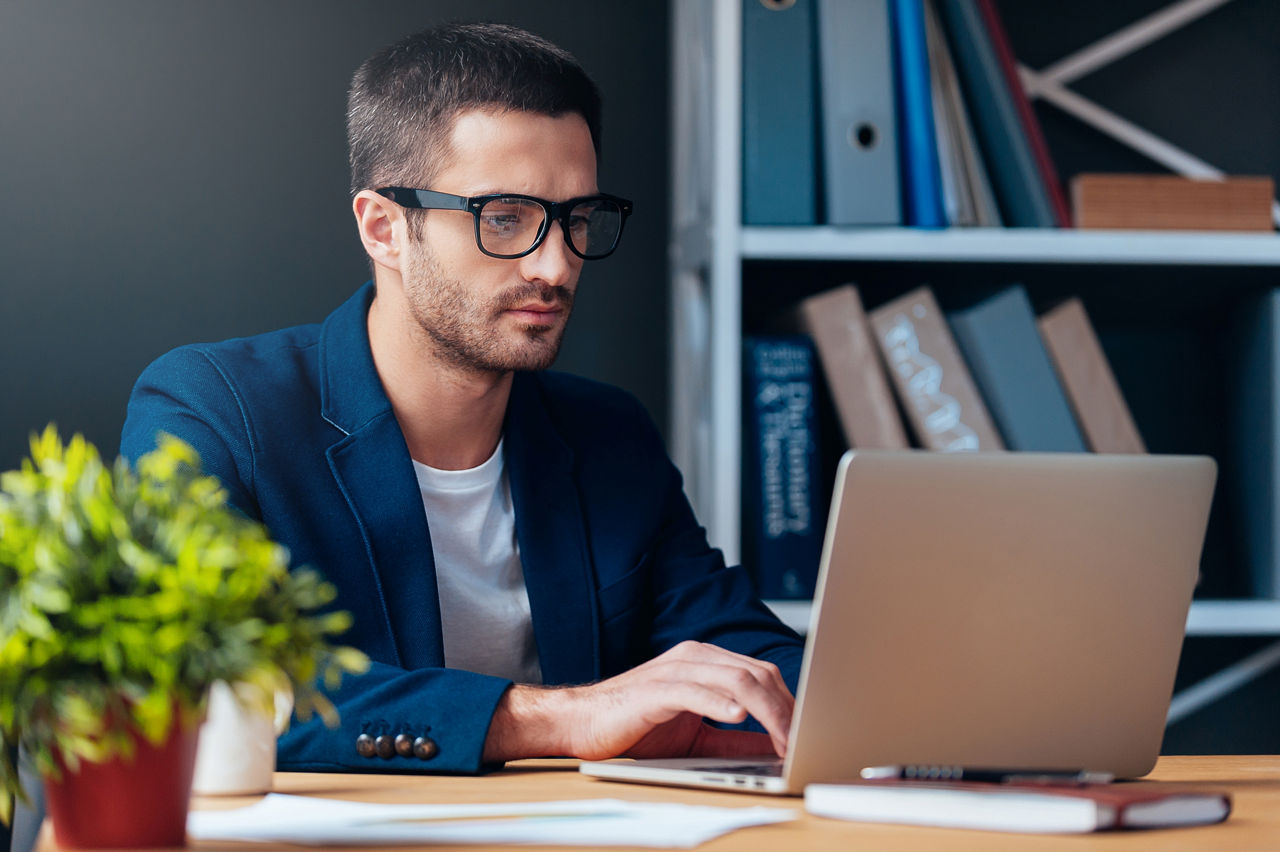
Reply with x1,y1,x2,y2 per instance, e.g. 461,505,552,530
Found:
0,0,669,470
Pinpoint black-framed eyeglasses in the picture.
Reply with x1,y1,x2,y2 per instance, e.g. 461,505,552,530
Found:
375,187,634,260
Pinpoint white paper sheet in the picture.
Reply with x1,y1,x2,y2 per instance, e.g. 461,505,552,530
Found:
187,793,797,847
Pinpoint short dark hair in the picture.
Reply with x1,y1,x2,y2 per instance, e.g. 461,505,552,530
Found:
346,22,603,195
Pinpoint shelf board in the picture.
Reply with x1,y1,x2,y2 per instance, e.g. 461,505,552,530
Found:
764,598,1280,637
740,226,1280,266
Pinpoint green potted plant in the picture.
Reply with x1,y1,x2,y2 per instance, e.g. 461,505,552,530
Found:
0,427,368,848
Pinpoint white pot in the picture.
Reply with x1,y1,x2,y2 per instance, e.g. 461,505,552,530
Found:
192,680,292,796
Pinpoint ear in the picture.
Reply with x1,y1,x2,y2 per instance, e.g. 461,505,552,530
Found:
353,190,405,272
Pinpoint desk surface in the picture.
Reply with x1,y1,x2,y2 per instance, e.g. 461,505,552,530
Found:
38,755,1280,851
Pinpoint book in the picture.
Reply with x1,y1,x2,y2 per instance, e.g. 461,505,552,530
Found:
935,0,1056,228
922,0,1001,227
868,287,1003,451
1230,290,1280,598
1038,298,1146,454
805,780,1231,833
947,286,1087,452
742,337,824,599
889,0,946,228
742,0,818,225
977,0,1070,228
816,0,901,225
797,285,910,450
1072,173,1276,231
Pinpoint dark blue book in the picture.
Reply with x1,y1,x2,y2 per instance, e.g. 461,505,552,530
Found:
742,336,824,599
890,0,947,228
935,0,1056,227
742,0,818,225
1230,290,1280,598
947,286,1087,452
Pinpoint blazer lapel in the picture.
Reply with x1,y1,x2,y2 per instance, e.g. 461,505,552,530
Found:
505,374,601,685
319,283,445,670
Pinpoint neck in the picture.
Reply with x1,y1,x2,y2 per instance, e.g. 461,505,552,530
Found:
366,280,512,470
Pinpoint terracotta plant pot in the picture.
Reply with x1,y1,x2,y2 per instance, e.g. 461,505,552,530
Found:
43,713,201,849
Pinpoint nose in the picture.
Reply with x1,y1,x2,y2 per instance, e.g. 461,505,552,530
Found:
518,221,581,289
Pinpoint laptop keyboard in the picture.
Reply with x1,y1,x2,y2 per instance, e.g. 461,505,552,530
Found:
697,762,784,777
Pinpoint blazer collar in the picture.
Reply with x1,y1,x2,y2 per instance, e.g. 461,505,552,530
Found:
319,282,444,669
319,281,389,436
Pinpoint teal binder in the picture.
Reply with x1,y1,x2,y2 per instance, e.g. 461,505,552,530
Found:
947,286,1087,452
742,0,819,225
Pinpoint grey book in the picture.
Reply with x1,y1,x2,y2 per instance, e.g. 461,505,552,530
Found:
947,286,1087,452
816,0,901,225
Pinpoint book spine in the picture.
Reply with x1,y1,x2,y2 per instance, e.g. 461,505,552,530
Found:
935,0,1056,228
742,0,819,225
742,337,825,599
817,0,902,225
890,0,947,228
947,286,1087,452
799,285,910,450
1230,291,1280,598
976,0,1070,228
1037,298,1145,454
868,286,1004,451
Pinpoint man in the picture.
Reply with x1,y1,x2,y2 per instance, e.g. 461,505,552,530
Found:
122,22,802,774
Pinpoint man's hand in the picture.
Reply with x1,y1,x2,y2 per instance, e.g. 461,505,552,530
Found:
481,641,793,763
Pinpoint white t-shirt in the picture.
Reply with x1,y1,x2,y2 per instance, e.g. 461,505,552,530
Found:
412,440,543,684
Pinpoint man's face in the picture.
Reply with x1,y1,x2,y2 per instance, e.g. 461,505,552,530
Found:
400,109,597,374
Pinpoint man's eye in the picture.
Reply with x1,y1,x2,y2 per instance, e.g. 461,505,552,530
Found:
482,214,520,232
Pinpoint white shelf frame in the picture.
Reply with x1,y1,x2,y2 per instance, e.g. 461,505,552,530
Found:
742,226,1280,265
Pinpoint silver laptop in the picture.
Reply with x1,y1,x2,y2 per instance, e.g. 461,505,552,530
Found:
581,450,1217,795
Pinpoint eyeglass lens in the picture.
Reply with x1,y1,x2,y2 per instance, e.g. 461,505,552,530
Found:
478,197,623,258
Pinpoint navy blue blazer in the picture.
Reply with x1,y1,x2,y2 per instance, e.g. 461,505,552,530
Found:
121,282,803,774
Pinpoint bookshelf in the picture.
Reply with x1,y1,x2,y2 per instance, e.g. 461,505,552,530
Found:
668,0,1280,702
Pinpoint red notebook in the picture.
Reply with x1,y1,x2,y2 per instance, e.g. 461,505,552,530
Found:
805,780,1231,833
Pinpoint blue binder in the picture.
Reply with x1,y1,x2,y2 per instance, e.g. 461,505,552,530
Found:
742,0,819,225
890,0,947,228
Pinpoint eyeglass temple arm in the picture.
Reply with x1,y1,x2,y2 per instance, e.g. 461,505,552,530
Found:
378,188,470,211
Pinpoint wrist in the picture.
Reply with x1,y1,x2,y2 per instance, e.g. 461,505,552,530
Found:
482,684,578,763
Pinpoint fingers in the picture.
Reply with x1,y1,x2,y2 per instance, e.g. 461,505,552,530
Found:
688,726,777,759
641,642,794,757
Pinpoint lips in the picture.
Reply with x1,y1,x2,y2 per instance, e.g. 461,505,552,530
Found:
505,303,563,326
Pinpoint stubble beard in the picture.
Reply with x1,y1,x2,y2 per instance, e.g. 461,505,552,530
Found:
403,243,575,375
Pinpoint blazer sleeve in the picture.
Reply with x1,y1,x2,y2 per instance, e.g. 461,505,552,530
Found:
121,347,514,774
277,660,512,774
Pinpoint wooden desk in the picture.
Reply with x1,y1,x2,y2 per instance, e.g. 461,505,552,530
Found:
39,755,1280,850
